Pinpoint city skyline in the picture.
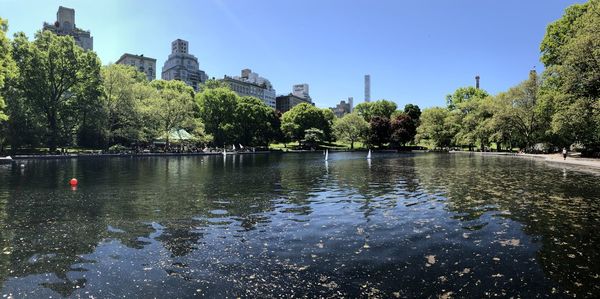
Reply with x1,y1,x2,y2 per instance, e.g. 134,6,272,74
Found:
0,0,585,109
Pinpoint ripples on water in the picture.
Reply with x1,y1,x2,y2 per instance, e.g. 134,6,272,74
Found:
0,152,599,297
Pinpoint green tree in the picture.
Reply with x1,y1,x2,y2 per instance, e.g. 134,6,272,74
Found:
195,87,238,146
11,30,102,152
416,107,453,149
333,113,368,149
235,96,278,146
390,113,416,147
367,116,391,148
101,64,149,146
0,18,18,152
320,108,335,141
199,78,228,91
540,1,591,67
403,104,421,126
281,102,330,145
145,80,196,148
0,17,16,125
303,128,324,149
354,99,397,122
490,72,550,150
446,86,490,110
551,98,599,147
541,0,600,149
450,96,494,150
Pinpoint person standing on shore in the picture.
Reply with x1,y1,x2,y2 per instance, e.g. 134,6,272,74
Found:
562,147,568,160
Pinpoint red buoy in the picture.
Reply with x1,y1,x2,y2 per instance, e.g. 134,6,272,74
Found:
70,178,78,186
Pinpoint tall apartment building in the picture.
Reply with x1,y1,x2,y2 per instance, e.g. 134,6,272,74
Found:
331,99,352,118
161,39,208,91
276,94,313,113
292,83,311,101
276,83,314,113
43,6,93,50
222,69,276,108
116,53,157,81
348,97,354,113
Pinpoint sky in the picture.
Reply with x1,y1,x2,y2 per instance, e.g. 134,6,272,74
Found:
0,0,585,109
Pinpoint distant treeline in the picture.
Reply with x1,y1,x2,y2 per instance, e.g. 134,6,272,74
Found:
1,1,598,155
0,18,421,153
416,1,600,156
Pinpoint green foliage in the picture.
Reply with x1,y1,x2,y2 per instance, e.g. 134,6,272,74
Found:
145,80,197,147
403,104,421,125
195,88,280,147
281,103,332,144
333,113,368,149
540,1,590,67
199,78,228,91
235,96,279,146
416,107,452,149
446,86,490,110
100,64,150,146
354,100,397,122
551,98,600,146
320,108,335,141
0,17,16,124
390,113,417,147
491,72,549,149
195,87,238,146
302,128,324,148
10,30,102,152
367,116,391,148
541,0,600,149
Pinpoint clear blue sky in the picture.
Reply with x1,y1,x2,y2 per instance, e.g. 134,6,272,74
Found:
0,0,584,109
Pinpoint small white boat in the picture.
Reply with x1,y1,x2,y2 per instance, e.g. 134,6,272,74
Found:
367,149,372,160
325,149,329,161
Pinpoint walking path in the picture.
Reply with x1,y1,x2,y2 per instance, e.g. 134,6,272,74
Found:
450,151,600,169
523,153,600,169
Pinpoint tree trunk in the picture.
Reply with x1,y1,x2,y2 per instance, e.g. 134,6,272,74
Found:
48,111,58,153
350,141,354,149
166,132,170,150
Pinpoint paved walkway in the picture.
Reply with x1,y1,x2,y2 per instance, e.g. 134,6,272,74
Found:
450,151,600,169
523,153,600,169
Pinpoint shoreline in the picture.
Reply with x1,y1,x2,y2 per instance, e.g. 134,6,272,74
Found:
5,150,598,169
1,149,421,162
6,151,271,161
450,150,600,169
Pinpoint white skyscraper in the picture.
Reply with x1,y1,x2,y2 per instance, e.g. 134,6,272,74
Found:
293,84,311,101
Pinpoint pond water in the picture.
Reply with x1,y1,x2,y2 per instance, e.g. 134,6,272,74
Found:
0,152,599,298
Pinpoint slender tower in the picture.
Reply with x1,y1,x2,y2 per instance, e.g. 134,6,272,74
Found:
364,75,371,102
475,75,480,89
348,97,354,112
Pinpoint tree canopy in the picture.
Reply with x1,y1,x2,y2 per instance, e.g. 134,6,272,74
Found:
354,100,397,122
281,103,332,145
445,86,490,110
0,18,16,124
541,0,600,149
333,113,368,149
195,87,238,146
416,107,452,149
10,30,102,152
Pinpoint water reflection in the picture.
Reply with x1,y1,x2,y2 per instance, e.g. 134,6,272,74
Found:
0,153,598,297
